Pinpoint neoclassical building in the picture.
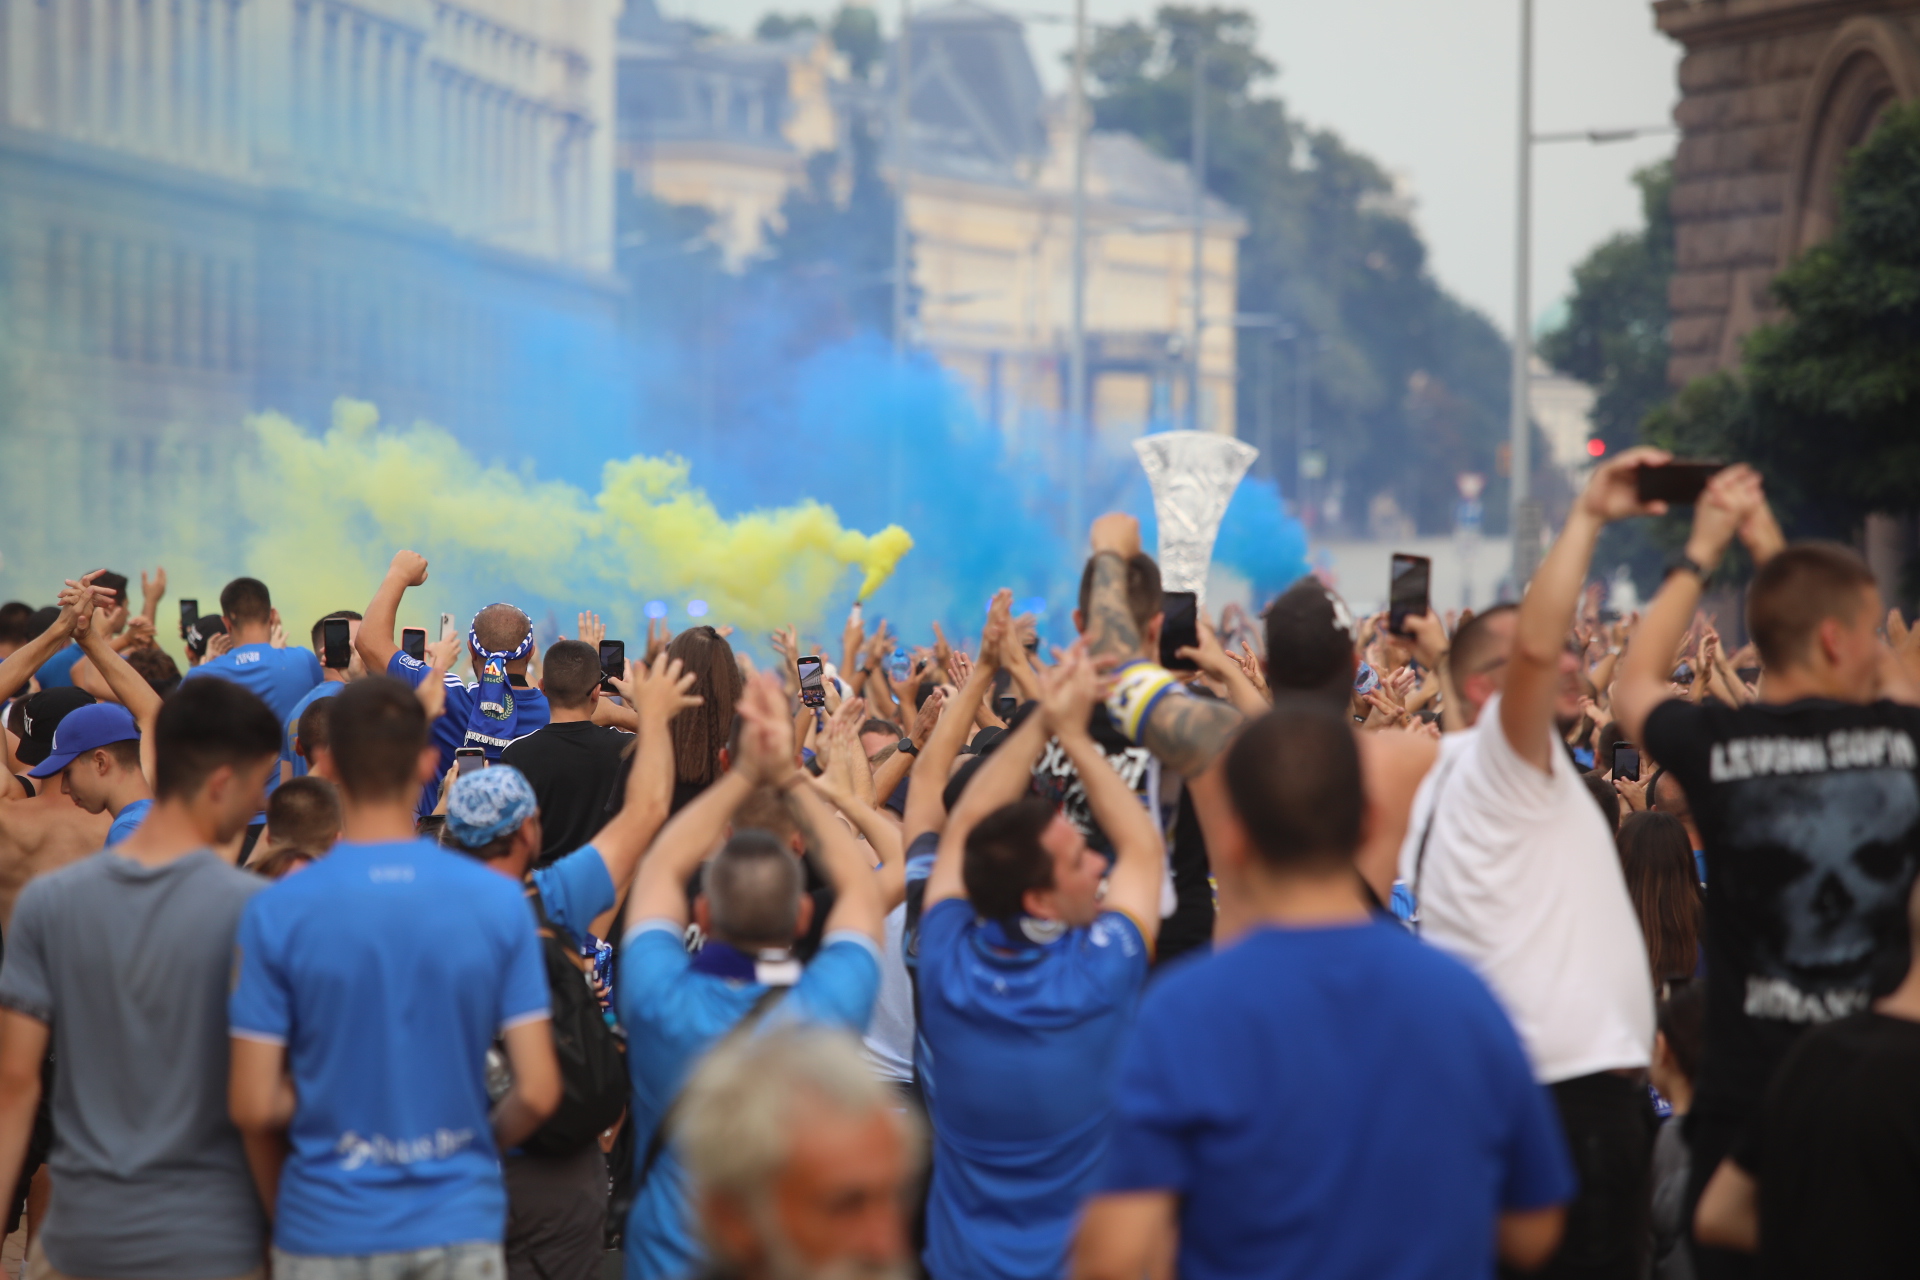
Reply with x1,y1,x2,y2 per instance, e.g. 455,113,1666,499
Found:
1657,0,1920,384
616,0,1245,438
0,0,624,583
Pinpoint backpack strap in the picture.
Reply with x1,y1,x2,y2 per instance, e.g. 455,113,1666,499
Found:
1408,751,1463,934
632,984,790,1193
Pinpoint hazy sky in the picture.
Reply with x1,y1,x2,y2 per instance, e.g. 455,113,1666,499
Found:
670,0,1681,339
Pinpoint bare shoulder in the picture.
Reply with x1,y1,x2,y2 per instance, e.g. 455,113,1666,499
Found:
1356,728,1440,788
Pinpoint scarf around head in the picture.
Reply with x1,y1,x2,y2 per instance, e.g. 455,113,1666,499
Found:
468,608,534,736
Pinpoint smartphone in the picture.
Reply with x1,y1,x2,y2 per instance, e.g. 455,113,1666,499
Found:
179,599,198,637
598,640,626,694
1636,460,1724,505
321,617,353,670
1389,554,1432,636
439,612,456,643
1160,590,1200,672
797,655,826,708
994,695,1019,721
402,627,427,662
1612,743,1641,783
454,746,487,775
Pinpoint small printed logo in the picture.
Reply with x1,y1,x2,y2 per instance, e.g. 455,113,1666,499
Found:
369,866,416,884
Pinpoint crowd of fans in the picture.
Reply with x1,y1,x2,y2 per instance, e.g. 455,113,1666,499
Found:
0,448,1915,1280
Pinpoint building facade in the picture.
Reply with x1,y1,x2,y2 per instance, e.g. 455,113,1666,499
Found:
615,0,1245,437
0,0,624,584
1656,0,1920,384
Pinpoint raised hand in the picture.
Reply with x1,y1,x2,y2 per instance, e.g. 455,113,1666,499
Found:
120,615,155,650
734,674,797,784
1234,639,1268,694
931,621,954,673
910,686,946,748
620,653,703,725
576,611,606,648
140,566,167,608
1577,446,1677,523
206,632,233,660
268,612,287,649
947,649,974,689
644,617,674,664
1401,608,1449,671
388,549,430,587
1037,641,1099,739
1685,464,1765,570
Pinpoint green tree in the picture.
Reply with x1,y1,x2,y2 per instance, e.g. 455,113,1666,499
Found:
829,5,883,82
1086,6,1514,535
1539,161,1673,455
754,13,818,40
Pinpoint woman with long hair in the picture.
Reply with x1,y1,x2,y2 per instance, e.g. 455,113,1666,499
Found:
1617,811,1705,986
663,625,744,812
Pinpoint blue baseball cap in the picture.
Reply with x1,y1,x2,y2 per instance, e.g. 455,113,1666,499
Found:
29,703,140,778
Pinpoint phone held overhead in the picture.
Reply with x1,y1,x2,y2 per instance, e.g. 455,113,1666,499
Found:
321,617,353,671
1635,459,1725,506
1389,554,1431,637
401,627,427,662
797,656,826,708
598,640,626,695
454,747,487,776
1159,591,1199,672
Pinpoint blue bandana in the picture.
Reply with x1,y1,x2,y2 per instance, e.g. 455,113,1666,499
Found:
468,607,534,730
446,765,537,847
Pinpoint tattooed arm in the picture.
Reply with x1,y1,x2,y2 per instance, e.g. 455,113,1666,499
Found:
1083,515,1245,778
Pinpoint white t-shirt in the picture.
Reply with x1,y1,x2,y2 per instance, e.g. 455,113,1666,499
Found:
1398,695,1653,1083
862,901,915,1085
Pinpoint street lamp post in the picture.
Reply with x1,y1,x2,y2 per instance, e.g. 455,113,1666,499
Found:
1509,0,1537,590
1067,0,1088,555
1188,46,1207,431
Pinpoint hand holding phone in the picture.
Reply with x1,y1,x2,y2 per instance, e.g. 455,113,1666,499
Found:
402,627,427,662
1389,554,1431,637
797,656,826,708
1611,743,1641,783
598,640,626,694
322,617,353,670
1159,591,1200,672
1635,460,1725,505
179,598,199,639
455,747,487,776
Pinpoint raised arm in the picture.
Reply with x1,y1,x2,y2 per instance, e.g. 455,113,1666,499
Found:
903,593,1009,848
0,578,106,704
784,775,885,945
356,550,429,675
1081,516,1244,779
589,654,701,938
925,703,1050,910
1503,449,1669,771
1046,646,1164,943
1615,466,1762,745
70,586,164,785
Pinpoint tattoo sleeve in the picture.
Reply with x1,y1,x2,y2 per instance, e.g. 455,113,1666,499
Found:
1085,552,1142,661
1142,693,1244,779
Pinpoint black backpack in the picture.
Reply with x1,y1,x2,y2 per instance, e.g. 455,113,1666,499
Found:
517,885,628,1157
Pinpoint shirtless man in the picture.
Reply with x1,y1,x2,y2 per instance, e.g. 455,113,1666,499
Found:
0,579,118,926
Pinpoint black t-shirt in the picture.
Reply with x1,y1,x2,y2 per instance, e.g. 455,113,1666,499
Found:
498,719,633,867
1644,697,1920,1113
1735,1011,1920,1279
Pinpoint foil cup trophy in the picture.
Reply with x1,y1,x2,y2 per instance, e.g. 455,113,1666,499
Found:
1132,431,1259,600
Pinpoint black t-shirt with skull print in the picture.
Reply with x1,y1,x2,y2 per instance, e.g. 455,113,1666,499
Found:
1646,696,1920,1115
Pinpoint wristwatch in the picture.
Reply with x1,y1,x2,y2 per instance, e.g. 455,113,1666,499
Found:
896,737,919,756
1666,553,1712,582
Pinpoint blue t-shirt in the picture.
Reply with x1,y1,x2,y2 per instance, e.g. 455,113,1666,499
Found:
228,839,551,1257
386,653,550,815
281,681,344,781
915,898,1150,1280
34,645,83,689
618,921,881,1280
530,845,615,946
105,798,152,847
183,644,325,720
1098,919,1575,1280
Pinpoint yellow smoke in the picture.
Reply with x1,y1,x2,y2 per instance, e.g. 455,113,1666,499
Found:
234,400,913,638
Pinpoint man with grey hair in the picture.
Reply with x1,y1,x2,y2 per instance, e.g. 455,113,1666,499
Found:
679,1025,922,1280
618,674,887,1280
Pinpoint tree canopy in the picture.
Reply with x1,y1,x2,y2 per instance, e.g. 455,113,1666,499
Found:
1086,5,1515,536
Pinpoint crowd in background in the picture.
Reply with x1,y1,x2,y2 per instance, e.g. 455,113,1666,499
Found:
0,448,1916,1280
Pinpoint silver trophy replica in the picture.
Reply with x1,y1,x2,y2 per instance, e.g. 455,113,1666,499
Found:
1132,431,1259,601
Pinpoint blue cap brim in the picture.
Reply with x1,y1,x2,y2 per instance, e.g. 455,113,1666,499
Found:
27,750,80,779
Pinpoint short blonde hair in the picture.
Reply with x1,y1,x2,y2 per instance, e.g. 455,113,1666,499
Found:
676,1025,922,1209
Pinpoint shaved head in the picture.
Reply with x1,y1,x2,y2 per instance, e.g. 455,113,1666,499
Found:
473,603,532,654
